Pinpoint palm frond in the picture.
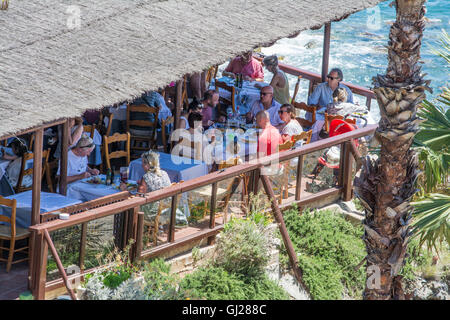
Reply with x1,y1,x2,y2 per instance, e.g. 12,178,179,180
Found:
412,194,450,253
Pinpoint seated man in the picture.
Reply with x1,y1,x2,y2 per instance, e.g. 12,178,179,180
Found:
256,110,283,157
222,51,264,81
246,85,284,128
57,134,100,184
201,89,220,129
307,68,354,141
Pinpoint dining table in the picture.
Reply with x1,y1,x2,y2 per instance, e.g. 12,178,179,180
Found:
0,190,82,228
65,174,133,202
210,77,270,115
128,152,209,183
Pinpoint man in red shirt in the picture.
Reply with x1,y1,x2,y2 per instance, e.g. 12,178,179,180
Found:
223,51,264,81
256,110,282,157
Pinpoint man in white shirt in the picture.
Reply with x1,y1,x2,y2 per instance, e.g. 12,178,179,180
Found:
246,85,284,128
57,134,100,183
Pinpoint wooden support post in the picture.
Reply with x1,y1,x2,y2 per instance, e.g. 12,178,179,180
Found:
208,182,218,245
31,129,43,226
175,80,183,130
260,175,309,295
135,212,144,259
44,230,77,300
342,141,354,201
59,120,69,195
168,195,178,242
321,22,331,82
295,155,304,201
34,232,48,300
338,142,346,187
79,222,87,272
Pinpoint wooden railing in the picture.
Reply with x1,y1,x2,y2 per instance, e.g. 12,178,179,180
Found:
28,124,377,299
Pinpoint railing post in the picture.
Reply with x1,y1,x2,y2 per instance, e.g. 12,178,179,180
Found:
79,222,87,272
33,232,48,300
342,141,354,201
295,155,304,201
208,182,218,245
168,195,178,242
135,212,144,260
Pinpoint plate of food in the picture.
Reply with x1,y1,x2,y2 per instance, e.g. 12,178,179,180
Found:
85,176,103,184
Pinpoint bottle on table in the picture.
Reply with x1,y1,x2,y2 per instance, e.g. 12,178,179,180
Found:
106,168,112,186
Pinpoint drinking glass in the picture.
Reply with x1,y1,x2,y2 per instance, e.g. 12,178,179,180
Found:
120,167,128,183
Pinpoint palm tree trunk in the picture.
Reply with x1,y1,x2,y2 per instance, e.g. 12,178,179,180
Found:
355,0,432,299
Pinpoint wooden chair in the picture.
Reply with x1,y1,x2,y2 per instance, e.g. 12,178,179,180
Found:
103,132,131,171
83,124,95,139
15,149,52,194
278,140,295,151
292,101,316,129
290,75,303,104
144,183,178,247
99,110,115,172
292,130,313,145
161,116,174,153
0,197,30,272
206,65,219,85
126,104,159,159
324,113,357,133
215,80,236,113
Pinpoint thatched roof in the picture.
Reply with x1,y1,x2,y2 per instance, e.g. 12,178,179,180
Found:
0,0,384,138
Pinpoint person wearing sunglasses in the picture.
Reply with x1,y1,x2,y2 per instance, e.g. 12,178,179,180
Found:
57,134,99,184
307,68,354,141
246,85,284,128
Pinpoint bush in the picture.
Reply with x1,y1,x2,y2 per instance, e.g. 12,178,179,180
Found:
179,267,289,300
142,258,184,300
214,217,271,279
281,207,366,299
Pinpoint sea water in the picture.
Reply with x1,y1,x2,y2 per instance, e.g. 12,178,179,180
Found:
259,0,450,122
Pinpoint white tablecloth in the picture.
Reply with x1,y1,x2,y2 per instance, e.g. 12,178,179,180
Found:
211,77,270,115
0,191,82,228
66,174,121,202
128,152,208,183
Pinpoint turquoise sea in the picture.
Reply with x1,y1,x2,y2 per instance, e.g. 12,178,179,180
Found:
259,0,450,121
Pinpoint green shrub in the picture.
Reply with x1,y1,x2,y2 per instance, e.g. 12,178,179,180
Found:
179,267,289,300
281,207,366,300
142,258,183,300
215,218,271,279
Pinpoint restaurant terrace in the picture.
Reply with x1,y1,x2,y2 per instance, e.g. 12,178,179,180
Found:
0,0,384,299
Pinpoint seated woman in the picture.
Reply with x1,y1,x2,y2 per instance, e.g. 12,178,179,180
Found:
57,134,100,184
132,151,187,226
174,112,209,163
2,137,32,190
178,98,203,130
261,55,290,105
279,104,303,148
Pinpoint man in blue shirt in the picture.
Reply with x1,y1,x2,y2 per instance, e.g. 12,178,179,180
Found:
307,68,354,121
246,85,284,128
307,68,353,141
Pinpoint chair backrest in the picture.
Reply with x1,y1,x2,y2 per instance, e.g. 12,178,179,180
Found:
83,124,95,139
126,104,159,137
290,75,302,104
206,65,219,84
291,130,313,145
218,157,240,170
161,116,174,153
0,197,17,237
15,149,50,193
278,140,294,151
292,101,316,128
215,80,236,112
99,110,115,137
103,132,131,170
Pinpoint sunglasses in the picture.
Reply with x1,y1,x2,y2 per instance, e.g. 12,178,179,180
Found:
260,92,271,96
278,110,288,114
327,75,339,80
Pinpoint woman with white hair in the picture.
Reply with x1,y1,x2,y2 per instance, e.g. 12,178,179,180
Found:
262,55,290,105
134,151,171,194
57,134,99,183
